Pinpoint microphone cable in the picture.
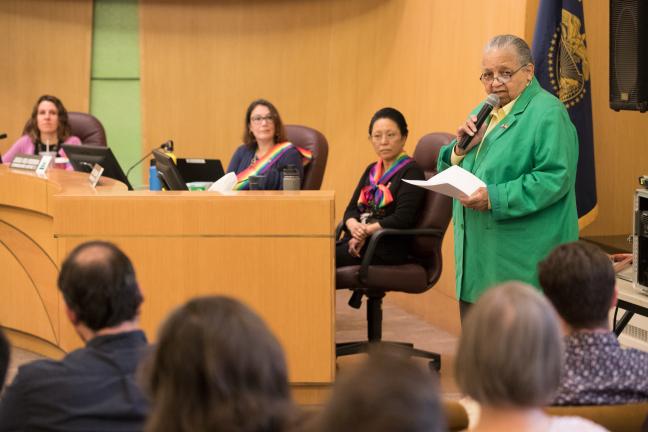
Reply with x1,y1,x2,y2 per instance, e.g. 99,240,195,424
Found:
125,140,174,181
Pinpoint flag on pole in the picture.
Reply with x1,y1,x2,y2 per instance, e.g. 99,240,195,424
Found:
532,0,597,229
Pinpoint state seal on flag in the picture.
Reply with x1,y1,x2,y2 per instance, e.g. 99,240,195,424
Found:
547,9,590,108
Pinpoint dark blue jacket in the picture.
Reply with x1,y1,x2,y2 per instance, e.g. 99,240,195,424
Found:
0,331,149,432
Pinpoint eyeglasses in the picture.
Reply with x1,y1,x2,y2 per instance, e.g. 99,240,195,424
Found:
250,115,274,124
371,132,401,142
479,64,529,84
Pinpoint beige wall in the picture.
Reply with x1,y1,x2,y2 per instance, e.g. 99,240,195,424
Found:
0,0,92,153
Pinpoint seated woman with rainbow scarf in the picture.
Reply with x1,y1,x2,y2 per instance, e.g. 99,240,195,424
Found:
227,99,311,190
336,107,425,267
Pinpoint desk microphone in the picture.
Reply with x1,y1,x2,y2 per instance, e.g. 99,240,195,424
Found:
125,140,174,180
457,93,500,150
0,133,7,140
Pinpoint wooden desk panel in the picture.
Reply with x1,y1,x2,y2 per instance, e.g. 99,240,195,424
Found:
53,190,333,237
0,166,128,355
54,191,336,383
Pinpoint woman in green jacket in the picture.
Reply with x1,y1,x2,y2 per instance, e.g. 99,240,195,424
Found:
437,34,579,320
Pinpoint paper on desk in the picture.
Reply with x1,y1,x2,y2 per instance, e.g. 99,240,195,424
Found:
403,165,486,199
208,172,237,192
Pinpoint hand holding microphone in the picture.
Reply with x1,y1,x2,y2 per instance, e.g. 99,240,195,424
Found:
454,93,500,156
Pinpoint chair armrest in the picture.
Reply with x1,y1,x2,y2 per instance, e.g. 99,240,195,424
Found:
359,228,445,282
335,221,345,242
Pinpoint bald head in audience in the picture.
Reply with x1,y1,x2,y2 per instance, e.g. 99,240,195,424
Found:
0,241,149,431
58,241,143,339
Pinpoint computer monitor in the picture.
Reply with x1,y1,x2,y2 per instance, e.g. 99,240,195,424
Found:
62,144,133,190
153,149,188,191
176,158,225,183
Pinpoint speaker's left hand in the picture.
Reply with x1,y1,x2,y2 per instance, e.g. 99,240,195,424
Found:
460,187,489,212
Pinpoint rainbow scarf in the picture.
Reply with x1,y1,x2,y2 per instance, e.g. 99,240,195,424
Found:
358,152,412,211
234,142,312,190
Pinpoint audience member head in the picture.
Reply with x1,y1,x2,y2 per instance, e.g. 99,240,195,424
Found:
368,107,409,166
455,282,563,408
143,295,295,432
58,241,143,335
539,241,616,330
243,98,287,149
0,329,9,391
316,350,446,432
23,94,72,144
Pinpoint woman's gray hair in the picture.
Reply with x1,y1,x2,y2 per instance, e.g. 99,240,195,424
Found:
485,34,534,66
455,282,563,408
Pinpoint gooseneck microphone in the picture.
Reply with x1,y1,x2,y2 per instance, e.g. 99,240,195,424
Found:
125,140,174,180
457,93,500,150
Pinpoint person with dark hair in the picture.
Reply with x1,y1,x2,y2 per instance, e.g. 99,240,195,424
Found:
539,241,648,406
0,329,9,392
0,241,148,431
315,352,447,432
1,95,81,169
227,98,310,190
456,282,608,431
437,34,579,321
142,295,298,432
336,107,425,266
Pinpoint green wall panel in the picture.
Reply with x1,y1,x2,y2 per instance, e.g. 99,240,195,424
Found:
92,0,139,79
90,0,142,187
90,80,142,187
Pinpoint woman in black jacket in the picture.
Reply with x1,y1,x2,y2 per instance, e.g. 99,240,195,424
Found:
337,107,425,267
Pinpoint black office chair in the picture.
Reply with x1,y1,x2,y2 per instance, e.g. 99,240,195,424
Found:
335,132,454,370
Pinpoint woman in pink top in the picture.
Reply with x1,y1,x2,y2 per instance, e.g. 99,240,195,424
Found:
1,95,81,170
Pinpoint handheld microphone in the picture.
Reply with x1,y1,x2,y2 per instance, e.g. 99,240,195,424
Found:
0,133,7,140
457,93,500,150
125,140,175,180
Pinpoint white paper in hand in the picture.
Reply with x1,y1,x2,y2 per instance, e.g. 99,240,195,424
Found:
207,172,238,192
403,165,486,199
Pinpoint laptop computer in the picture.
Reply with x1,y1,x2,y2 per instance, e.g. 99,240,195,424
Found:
176,158,225,183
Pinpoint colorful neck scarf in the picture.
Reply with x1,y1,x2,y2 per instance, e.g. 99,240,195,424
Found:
234,142,312,190
357,152,412,211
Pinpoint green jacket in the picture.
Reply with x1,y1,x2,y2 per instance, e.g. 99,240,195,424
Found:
438,78,579,303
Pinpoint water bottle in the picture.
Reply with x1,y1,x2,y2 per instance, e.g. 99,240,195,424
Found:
282,165,300,190
149,159,162,191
